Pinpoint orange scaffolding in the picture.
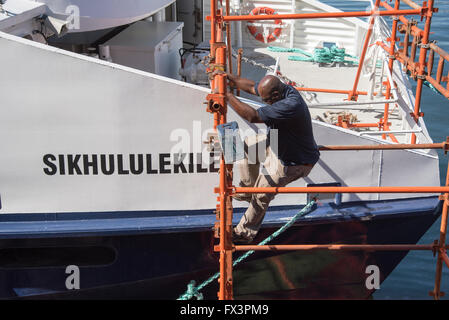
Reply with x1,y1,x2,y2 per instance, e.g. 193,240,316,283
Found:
205,0,449,300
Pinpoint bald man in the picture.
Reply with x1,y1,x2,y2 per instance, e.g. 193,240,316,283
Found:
225,74,320,244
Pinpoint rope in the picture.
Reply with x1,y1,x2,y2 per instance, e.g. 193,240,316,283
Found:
404,70,443,97
424,80,443,96
267,46,314,58
178,280,204,300
268,45,358,65
177,199,316,300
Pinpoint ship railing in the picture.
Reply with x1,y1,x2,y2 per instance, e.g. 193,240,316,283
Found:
205,0,449,300
377,0,449,144
233,0,449,144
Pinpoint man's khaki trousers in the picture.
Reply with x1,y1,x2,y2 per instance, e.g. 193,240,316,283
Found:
234,134,313,241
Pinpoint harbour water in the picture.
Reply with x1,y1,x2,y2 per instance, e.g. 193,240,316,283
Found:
321,0,449,300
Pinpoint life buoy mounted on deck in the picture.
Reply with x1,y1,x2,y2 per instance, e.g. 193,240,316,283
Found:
247,6,283,43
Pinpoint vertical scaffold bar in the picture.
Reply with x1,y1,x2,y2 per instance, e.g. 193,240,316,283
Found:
237,48,243,96
411,0,434,144
349,0,381,101
225,0,233,76
382,0,400,141
210,0,216,46
431,156,449,300
208,0,233,300
216,47,234,300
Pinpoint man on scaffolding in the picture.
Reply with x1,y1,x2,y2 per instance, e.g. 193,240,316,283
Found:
223,73,320,244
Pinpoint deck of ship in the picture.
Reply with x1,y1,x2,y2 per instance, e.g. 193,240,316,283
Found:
236,46,409,143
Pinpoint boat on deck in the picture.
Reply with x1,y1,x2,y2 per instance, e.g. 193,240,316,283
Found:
0,0,447,299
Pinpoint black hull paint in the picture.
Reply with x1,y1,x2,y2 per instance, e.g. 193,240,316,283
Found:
0,197,441,300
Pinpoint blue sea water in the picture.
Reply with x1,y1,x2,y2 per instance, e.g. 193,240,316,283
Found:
320,0,449,300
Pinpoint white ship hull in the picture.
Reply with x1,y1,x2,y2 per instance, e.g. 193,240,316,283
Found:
0,29,440,214
0,0,443,300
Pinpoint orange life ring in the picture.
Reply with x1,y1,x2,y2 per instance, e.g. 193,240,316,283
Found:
247,7,283,43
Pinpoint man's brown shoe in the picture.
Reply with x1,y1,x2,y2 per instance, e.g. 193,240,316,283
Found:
232,230,253,244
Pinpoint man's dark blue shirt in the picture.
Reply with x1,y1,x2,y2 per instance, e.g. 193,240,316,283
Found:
256,84,320,166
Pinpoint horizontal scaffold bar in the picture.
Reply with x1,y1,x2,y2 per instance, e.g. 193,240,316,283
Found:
233,244,442,252
400,0,422,10
233,186,449,194
318,141,448,151
430,43,449,62
295,87,369,96
377,41,449,99
219,8,422,22
381,2,425,37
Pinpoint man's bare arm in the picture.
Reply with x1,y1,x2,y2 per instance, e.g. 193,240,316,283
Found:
226,92,263,123
227,73,258,96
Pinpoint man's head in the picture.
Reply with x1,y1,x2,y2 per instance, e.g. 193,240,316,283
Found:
257,75,285,105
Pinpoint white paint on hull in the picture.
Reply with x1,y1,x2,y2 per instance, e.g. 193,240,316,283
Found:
0,31,440,214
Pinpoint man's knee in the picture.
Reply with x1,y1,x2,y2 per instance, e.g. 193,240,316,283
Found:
253,192,275,208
